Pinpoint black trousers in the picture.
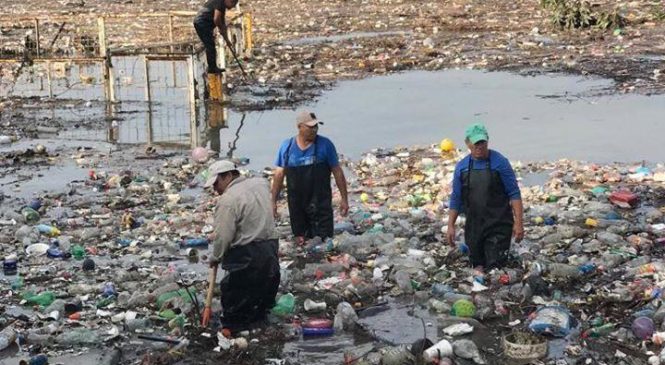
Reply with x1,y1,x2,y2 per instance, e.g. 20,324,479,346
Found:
220,239,280,330
193,17,218,72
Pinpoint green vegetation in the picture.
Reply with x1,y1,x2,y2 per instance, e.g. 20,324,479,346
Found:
540,0,625,30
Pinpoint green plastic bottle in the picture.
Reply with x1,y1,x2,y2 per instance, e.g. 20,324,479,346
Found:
24,291,55,307
21,207,40,224
583,323,615,338
96,296,115,308
272,293,295,317
71,245,85,260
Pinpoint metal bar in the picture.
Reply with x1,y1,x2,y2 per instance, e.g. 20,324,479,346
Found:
34,18,41,58
187,55,198,148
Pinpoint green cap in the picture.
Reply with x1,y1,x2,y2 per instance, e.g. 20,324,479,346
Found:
465,123,489,144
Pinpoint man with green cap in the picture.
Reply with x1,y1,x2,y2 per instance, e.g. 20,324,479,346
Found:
447,123,524,271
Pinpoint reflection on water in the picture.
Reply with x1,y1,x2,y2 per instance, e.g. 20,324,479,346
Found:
6,65,665,168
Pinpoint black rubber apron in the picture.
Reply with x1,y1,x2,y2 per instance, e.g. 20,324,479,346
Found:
220,239,280,330
284,137,334,239
462,154,514,269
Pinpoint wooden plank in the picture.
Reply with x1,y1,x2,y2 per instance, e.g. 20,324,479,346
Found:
187,55,198,148
97,17,107,58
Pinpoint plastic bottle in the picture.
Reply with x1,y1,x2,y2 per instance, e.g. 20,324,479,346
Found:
394,270,414,294
583,323,615,338
96,296,115,308
126,318,151,332
180,238,209,248
547,263,582,279
272,293,295,317
333,302,358,331
28,354,49,365
22,207,40,224
428,299,451,313
423,339,453,362
36,224,60,237
381,346,414,365
71,245,85,260
629,262,665,276
0,327,17,351
578,263,597,275
56,328,99,345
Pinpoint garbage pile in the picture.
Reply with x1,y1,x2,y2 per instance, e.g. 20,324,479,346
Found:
1,141,665,364
267,143,665,364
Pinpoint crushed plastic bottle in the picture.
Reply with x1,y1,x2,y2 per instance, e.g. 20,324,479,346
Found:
0,327,17,351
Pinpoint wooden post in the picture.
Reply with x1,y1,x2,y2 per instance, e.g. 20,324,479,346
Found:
243,12,253,58
46,61,53,98
143,55,153,144
187,55,199,148
168,15,177,87
216,32,226,71
34,18,41,58
97,17,107,58
98,16,116,104
142,55,151,102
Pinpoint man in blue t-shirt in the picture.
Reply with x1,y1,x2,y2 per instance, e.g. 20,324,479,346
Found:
447,123,524,271
271,111,349,243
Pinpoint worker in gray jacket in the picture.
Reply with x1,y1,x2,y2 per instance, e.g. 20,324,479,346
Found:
205,160,280,332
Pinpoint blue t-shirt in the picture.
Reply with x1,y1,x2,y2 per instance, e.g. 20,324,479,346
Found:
274,136,339,168
449,150,521,212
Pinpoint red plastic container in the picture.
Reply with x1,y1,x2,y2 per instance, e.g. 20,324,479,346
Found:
609,190,638,208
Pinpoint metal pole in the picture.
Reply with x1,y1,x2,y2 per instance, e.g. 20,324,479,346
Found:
34,18,41,58
187,55,199,148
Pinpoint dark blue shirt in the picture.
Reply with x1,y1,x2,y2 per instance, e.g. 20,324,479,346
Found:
449,150,521,212
275,136,339,168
